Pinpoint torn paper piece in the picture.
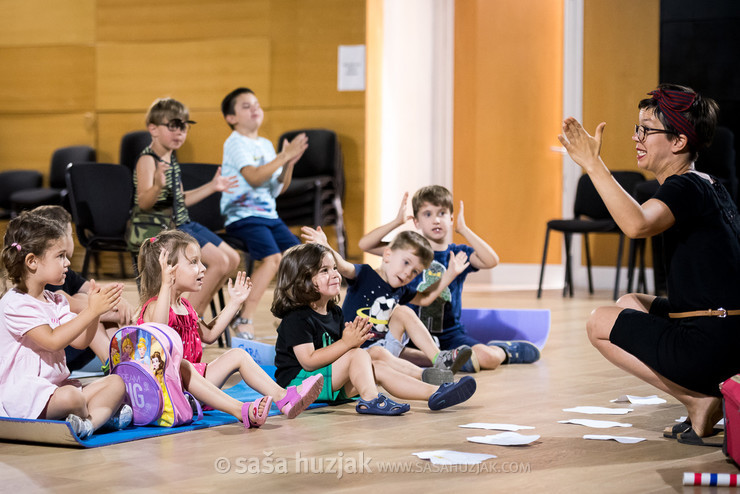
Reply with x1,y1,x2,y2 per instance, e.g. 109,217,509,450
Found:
413,450,496,465
562,406,632,415
584,434,646,444
559,418,632,429
466,432,541,446
675,416,724,428
610,395,667,405
459,423,535,431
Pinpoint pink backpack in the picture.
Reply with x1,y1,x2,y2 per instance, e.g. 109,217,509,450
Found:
110,323,203,427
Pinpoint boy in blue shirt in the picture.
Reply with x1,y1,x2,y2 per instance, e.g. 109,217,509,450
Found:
359,187,540,372
302,226,473,384
220,87,309,339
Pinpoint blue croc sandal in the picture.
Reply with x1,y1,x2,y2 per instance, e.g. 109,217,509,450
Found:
428,376,477,411
356,393,409,415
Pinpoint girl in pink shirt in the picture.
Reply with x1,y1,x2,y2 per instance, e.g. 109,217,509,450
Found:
0,212,126,438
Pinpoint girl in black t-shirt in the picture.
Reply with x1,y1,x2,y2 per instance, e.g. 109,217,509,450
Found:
272,243,477,415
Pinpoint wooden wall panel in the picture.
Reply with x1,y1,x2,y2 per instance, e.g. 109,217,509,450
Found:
453,0,564,264
270,0,365,109
96,39,271,111
0,47,95,112
0,0,94,46
584,0,660,266
0,0,365,261
96,112,232,166
96,0,270,42
0,114,95,177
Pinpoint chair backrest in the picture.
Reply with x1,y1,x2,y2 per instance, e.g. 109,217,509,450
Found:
120,131,152,174
65,163,133,242
0,170,42,210
696,126,737,201
179,162,225,232
574,171,645,220
50,146,96,189
278,128,344,198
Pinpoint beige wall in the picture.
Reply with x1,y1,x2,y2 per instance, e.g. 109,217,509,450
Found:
451,0,660,267
0,0,366,259
584,0,660,265
453,0,565,264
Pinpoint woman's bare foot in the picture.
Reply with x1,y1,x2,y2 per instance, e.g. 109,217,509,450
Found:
686,395,723,437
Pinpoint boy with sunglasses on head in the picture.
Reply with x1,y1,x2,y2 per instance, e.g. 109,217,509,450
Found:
219,87,309,340
132,97,242,317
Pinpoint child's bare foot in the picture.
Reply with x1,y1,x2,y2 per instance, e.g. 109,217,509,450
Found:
241,396,272,428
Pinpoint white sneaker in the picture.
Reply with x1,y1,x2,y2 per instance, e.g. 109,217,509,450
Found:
105,404,133,430
66,414,94,439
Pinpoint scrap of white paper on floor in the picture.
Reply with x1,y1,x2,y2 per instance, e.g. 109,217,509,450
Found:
559,418,632,429
610,395,667,405
413,450,496,465
459,423,535,431
466,432,541,446
675,416,724,428
583,434,646,444
562,406,633,415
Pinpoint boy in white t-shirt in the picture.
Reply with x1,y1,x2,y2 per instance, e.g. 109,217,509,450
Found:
220,87,308,339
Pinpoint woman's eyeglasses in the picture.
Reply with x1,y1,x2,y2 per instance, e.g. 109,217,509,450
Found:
634,124,676,143
159,119,196,132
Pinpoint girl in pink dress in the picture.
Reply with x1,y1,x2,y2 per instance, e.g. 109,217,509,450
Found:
136,230,323,427
0,212,126,438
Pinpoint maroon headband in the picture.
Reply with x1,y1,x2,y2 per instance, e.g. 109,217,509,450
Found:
648,88,698,146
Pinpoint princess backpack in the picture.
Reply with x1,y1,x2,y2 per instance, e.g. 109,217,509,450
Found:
110,323,203,427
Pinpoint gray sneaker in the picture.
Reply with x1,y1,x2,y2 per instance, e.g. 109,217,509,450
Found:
66,414,94,439
434,345,472,373
421,368,454,385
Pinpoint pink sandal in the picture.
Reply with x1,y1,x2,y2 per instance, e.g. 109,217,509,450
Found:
241,395,272,429
276,374,324,419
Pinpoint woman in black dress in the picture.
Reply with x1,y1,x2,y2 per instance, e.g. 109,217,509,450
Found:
559,84,739,445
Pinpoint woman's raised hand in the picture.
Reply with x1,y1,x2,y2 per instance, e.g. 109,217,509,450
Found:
558,117,606,172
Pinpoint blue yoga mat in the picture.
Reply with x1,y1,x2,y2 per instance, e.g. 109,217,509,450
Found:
460,308,551,349
0,365,326,449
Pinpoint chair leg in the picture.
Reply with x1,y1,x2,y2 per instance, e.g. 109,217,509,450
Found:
613,233,625,300
82,250,91,279
637,238,647,293
333,197,348,260
131,253,141,291
118,253,127,278
626,238,637,293
563,233,573,297
583,233,593,294
537,227,551,298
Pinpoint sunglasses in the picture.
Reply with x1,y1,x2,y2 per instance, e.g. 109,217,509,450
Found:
159,118,196,132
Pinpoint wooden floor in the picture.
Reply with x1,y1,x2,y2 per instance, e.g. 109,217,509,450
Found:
2,272,739,493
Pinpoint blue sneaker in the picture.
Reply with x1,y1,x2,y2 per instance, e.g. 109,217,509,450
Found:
428,376,477,410
488,340,541,364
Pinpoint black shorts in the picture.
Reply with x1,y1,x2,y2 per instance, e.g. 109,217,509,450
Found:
610,297,740,397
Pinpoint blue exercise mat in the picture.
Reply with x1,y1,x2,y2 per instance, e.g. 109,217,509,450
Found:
0,365,325,448
460,308,551,349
